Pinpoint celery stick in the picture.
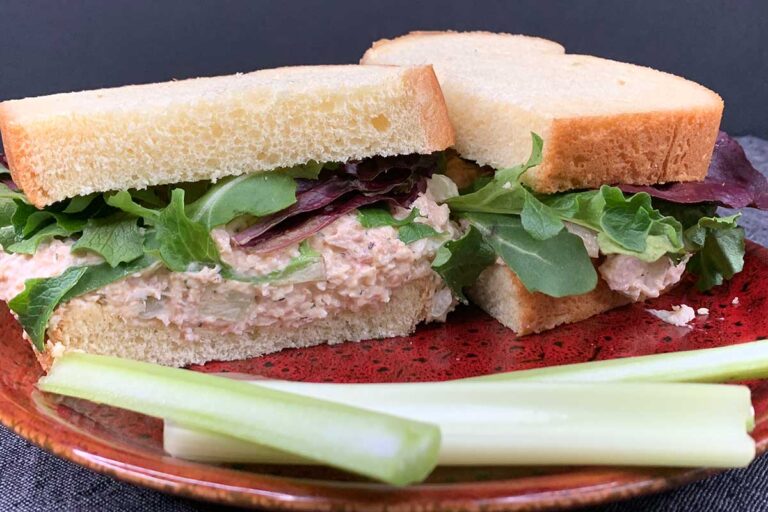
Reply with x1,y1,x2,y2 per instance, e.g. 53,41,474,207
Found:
467,339,768,383
38,353,440,485
164,381,755,468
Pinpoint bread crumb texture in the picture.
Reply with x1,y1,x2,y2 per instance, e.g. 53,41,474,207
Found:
0,65,454,207
42,276,436,369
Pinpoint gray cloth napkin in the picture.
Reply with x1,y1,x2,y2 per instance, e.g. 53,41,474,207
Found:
1,138,767,512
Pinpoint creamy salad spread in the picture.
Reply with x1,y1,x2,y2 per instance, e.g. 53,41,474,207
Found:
0,192,457,341
0,183,688,340
564,222,687,301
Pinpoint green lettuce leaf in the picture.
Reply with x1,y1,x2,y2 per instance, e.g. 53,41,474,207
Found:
62,255,155,301
397,222,440,245
6,224,77,254
221,241,324,285
521,192,564,240
72,214,146,267
462,212,597,297
0,198,19,248
431,226,496,303
8,256,155,351
62,194,99,214
187,173,297,230
107,189,222,271
8,267,88,351
275,160,332,180
357,207,440,245
0,182,28,203
446,133,542,214
3,200,87,254
152,189,221,272
105,191,161,221
684,215,745,291
357,207,418,229
448,139,685,262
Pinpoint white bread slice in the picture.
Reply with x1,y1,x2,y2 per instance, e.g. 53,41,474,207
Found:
38,276,436,369
469,263,632,335
362,31,723,193
0,65,454,208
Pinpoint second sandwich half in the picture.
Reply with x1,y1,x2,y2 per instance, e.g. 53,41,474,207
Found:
0,65,457,368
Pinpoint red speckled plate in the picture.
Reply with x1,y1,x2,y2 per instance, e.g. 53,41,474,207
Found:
1,242,768,511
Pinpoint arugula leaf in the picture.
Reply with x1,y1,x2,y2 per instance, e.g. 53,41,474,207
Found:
222,241,324,285
275,160,329,180
599,189,654,252
446,133,543,214
72,214,145,267
10,201,39,234
6,224,76,254
448,133,685,263
521,192,564,240
357,207,439,244
62,256,155,301
129,188,166,208
431,226,496,303
684,215,745,291
105,191,160,221
357,208,419,228
108,188,225,271
4,201,87,254
0,198,18,248
152,189,221,272
20,210,87,237
397,222,440,245
8,256,155,350
462,212,597,297
187,173,297,230
0,227,15,249
653,201,718,230
446,171,527,214
63,194,98,214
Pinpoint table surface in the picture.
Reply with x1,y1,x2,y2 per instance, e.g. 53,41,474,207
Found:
2,137,767,512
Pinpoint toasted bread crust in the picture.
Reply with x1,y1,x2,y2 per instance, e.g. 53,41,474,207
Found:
469,264,632,335
403,66,456,154
531,107,723,192
0,110,40,204
40,277,437,370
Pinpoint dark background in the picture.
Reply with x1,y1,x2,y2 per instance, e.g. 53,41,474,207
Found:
1,0,767,138
2,2,768,512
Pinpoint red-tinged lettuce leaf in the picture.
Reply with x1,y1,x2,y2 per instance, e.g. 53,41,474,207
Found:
620,132,768,209
235,153,437,249
0,154,19,191
339,153,440,182
244,191,421,254
233,178,358,244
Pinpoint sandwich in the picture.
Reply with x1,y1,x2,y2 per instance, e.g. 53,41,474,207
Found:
0,64,458,368
362,31,768,334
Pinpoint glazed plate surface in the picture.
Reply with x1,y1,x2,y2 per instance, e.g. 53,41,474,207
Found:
1,242,768,511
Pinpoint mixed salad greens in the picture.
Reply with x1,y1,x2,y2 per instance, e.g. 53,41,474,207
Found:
432,133,753,300
0,155,441,350
1,131,766,351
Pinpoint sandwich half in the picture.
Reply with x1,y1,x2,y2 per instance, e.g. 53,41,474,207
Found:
0,64,458,368
363,31,768,334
